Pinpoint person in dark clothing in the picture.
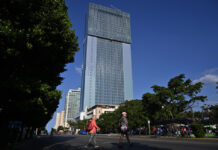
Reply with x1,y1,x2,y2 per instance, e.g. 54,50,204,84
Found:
118,112,132,148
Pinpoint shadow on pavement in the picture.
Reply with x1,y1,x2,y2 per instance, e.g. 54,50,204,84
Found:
46,142,172,150
13,135,172,150
13,135,75,150
108,142,171,150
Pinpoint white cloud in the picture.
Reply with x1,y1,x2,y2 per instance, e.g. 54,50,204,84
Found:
205,101,218,106
75,66,82,75
193,74,218,84
203,68,218,75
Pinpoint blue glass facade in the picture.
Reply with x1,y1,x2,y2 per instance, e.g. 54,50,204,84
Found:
80,3,133,111
87,3,131,43
65,89,81,122
96,39,124,105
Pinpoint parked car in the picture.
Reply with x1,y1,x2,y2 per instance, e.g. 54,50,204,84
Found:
79,130,87,135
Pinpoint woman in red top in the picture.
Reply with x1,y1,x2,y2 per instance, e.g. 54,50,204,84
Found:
85,116,100,148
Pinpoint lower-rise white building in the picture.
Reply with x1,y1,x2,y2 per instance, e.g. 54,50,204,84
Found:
75,104,119,121
64,88,81,125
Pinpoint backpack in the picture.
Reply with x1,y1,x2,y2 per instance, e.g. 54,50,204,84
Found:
86,120,93,131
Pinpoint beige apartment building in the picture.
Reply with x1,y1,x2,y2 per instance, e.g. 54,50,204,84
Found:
54,110,65,129
86,105,119,119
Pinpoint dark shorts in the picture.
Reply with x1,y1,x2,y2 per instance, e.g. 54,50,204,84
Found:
121,130,128,134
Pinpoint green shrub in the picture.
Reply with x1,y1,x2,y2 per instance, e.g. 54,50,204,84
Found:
190,122,205,138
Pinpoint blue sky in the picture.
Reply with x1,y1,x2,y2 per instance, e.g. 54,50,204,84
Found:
46,0,218,130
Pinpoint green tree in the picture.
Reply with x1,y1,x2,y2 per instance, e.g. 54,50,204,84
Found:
116,100,148,130
57,126,64,131
98,112,117,130
209,105,218,123
77,120,89,129
68,120,78,129
97,100,148,131
142,74,207,123
190,122,205,138
0,0,79,144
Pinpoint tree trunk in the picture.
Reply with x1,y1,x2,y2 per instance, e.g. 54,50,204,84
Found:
29,128,34,139
170,111,174,119
25,127,30,139
0,110,10,147
0,120,9,147
35,128,38,136
18,123,24,142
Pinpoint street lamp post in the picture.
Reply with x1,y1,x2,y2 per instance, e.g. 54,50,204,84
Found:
148,120,151,135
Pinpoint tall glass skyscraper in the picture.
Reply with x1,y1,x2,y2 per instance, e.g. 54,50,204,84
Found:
80,3,133,111
64,88,81,123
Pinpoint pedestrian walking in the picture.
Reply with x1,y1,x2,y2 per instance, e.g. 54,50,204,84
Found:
85,116,100,148
153,126,157,136
118,112,132,148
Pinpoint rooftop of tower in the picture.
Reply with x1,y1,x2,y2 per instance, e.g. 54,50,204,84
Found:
87,3,131,43
89,3,130,18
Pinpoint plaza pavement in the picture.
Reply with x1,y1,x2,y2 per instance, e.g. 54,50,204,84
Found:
12,134,218,150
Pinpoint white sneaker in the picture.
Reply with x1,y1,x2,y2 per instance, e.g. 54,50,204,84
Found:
94,145,100,148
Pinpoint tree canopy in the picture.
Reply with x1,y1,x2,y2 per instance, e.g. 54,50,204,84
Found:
96,74,207,130
202,104,218,123
68,120,88,130
57,126,64,131
97,100,147,130
142,74,207,123
0,0,79,133
66,74,207,135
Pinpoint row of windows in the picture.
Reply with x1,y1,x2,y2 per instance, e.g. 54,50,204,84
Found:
89,3,130,17
96,100,123,105
87,6,131,43
66,92,80,119
95,38,124,104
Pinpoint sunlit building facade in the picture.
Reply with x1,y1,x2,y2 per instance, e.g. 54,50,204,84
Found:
80,3,133,111
54,110,65,129
64,88,81,124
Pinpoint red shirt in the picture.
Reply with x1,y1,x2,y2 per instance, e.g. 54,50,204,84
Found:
89,120,100,134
